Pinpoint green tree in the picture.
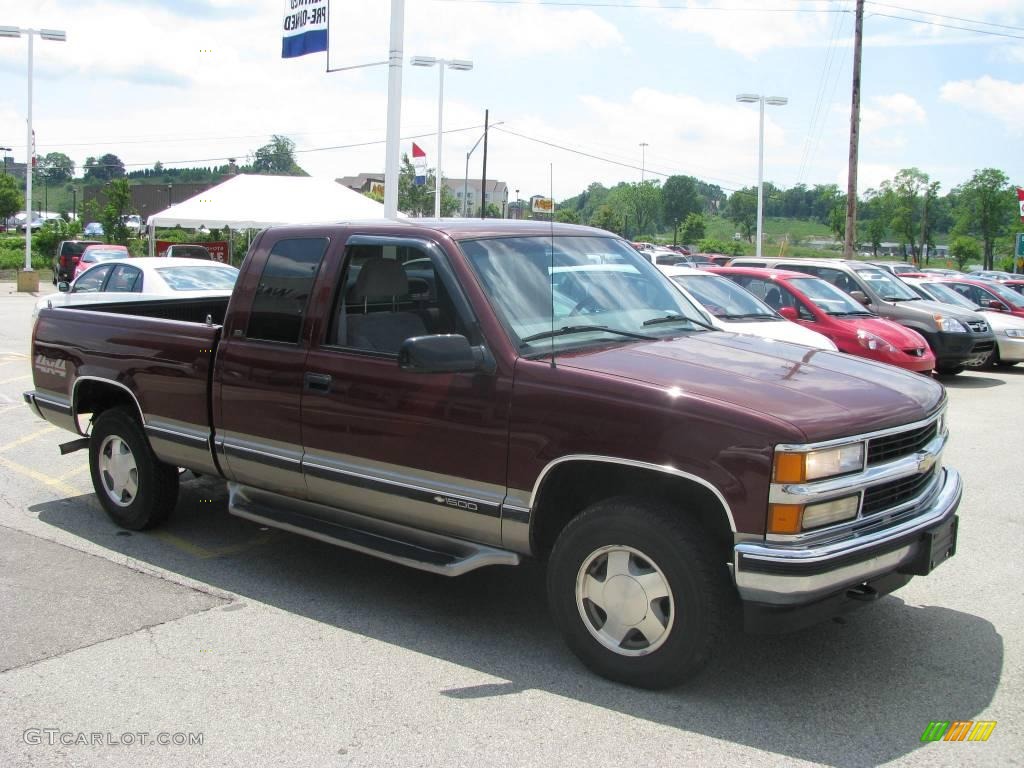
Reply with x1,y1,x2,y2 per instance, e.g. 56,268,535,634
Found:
608,181,662,238
827,202,846,241
251,135,306,176
952,168,1016,270
698,237,742,257
727,188,757,242
881,168,930,259
589,204,622,234
396,154,458,216
553,208,580,224
38,152,75,184
662,175,703,226
0,174,23,221
84,153,126,182
949,235,981,271
98,179,132,245
679,212,706,245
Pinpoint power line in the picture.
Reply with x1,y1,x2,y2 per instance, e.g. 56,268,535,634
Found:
867,10,1024,39
867,2,1024,33
434,0,850,8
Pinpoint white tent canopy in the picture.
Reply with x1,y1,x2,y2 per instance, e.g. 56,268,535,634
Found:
145,173,390,230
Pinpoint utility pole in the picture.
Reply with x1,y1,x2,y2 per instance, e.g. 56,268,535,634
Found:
843,0,864,258
639,142,648,183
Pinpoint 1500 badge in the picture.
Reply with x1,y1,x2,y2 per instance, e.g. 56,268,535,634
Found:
433,495,478,512
34,355,67,378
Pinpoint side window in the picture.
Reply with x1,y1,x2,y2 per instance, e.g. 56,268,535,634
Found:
776,285,816,321
72,265,113,293
329,242,470,354
107,265,142,293
246,237,329,344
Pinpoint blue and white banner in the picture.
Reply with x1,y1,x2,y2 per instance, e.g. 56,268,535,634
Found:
282,0,329,59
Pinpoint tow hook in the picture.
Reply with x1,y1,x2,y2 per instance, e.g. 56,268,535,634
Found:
846,583,879,602
58,437,91,456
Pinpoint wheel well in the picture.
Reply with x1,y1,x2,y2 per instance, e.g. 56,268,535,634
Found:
530,461,734,560
74,380,142,430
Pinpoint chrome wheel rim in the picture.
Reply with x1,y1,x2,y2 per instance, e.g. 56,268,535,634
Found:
575,545,674,657
98,435,138,508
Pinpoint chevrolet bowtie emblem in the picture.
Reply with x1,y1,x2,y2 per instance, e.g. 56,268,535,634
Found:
916,452,937,474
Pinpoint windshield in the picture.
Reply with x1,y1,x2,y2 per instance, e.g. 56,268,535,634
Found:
83,249,126,262
980,281,1024,308
788,276,869,314
672,273,777,320
918,282,979,310
460,235,709,353
155,265,238,291
852,267,919,301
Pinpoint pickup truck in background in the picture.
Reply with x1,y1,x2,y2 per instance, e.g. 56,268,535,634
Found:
25,220,962,688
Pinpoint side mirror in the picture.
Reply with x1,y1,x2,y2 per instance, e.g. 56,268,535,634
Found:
778,306,799,321
57,281,70,293
850,290,870,305
398,334,493,374
988,299,1007,311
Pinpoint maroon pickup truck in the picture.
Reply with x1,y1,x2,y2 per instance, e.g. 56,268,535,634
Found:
25,220,962,688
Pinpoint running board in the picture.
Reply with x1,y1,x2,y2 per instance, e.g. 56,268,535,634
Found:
227,483,520,576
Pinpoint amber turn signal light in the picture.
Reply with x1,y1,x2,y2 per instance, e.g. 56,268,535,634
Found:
773,453,806,484
768,504,803,535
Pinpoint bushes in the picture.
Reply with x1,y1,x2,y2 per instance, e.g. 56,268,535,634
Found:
698,237,743,257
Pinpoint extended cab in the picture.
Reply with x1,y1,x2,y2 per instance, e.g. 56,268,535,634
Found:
26,221,962,688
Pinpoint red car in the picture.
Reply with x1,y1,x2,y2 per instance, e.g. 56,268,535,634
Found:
936,277,1024,319
715,267,935,373
73,244,130,280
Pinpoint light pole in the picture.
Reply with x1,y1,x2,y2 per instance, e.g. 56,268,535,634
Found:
639,142,649,183
462,120,503,216
0,147,10,175
0,25,66,283
736,93,787,258
410,56,473,218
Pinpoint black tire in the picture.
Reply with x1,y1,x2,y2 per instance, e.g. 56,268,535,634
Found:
935,364,964,375
547,496,731,689
89,407,179,530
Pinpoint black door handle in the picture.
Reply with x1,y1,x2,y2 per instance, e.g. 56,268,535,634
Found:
304,372,332,393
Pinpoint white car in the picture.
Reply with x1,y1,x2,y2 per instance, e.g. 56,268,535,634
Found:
902,277,1024,367
658,265,838,351
34,257,238,318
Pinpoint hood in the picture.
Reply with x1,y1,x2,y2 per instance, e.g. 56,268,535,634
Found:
847,317,928,348
906,299,985,323
714,317,837,351
556,331,944,442
981,310,1024,331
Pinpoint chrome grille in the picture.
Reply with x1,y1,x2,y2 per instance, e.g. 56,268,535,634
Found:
867,421,937,465
862,468,936,516
966,320,989,333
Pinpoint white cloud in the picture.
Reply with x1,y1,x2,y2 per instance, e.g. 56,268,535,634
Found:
940,75,1024,133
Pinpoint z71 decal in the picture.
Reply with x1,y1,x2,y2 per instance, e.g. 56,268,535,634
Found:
34,355,67,378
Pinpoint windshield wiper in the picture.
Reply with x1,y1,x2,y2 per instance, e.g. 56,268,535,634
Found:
719,312,777,320
830,310,874,317
520,325,656,344
887,296,920,302
643,314,715,331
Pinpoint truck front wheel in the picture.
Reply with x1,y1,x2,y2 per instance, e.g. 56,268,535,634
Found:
89,407,179,530
547,497,728,689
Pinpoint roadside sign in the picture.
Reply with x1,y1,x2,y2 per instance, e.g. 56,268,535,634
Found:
1017,233,1024,258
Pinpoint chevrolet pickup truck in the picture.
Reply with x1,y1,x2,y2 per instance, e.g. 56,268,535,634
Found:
25,220,962,688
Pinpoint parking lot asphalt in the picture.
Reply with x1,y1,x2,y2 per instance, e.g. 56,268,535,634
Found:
0,281,1020,767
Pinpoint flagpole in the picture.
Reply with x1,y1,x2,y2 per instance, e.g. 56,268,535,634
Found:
383,0,405,219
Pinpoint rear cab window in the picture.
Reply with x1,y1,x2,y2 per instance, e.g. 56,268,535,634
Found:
246,238,330,344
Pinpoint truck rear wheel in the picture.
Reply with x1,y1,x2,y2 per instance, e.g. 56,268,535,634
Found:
547,497,729,689
89,407,179,530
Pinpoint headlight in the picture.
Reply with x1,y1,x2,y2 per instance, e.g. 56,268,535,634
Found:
934,315,966,333
1005,328,1024,338
774,443,865,483
768,494,860,534
856,329,897,353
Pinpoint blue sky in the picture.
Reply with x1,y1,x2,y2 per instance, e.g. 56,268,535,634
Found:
1,0,1021,205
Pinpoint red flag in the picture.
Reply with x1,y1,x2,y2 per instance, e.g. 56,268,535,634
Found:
412,142,426,159
1017,187,1024,221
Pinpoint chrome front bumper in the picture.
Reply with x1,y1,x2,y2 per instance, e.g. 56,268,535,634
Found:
734,467,962,606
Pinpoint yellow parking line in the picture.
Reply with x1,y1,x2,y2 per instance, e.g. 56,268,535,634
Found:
0,425,57,454
154,530,275,559
0,374,32,385
0,454,79,497
56,463,90,481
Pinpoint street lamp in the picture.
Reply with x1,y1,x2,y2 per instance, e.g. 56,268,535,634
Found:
410,55,473,218
1,25,66,284
0,147,10,176
639,142,649,183
462,120,503,216
736,93,787,258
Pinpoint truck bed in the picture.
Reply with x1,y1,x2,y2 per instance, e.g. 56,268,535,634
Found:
31,297,225,475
